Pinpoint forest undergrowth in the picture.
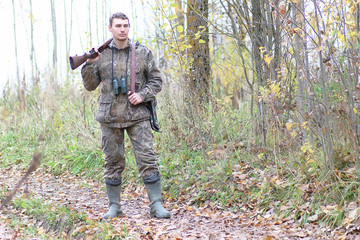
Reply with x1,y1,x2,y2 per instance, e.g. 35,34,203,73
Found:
1,79,360,237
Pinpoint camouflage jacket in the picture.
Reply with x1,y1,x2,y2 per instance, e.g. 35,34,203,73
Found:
81,39,162,128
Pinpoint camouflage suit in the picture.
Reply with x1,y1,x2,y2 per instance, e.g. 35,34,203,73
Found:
81,39,162,185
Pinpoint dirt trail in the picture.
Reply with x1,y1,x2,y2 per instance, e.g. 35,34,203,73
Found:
0,167,355,239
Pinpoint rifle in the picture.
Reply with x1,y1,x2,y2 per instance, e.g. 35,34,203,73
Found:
69,38,112,70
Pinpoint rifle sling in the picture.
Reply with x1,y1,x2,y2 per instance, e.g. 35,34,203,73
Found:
131,43,136,94
131,42,160,132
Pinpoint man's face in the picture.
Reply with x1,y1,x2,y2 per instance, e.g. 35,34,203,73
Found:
109,18,130,41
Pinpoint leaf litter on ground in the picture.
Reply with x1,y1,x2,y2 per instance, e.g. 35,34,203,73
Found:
0,167,359,239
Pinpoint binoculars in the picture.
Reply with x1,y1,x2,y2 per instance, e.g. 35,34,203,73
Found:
113,76,127,95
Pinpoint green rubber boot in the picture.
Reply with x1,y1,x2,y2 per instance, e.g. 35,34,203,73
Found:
144,181,170,218
103,184,123,220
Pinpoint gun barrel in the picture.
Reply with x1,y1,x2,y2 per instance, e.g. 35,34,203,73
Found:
69,38,112,70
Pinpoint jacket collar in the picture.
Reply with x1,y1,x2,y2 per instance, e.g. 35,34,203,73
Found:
109,38,132,50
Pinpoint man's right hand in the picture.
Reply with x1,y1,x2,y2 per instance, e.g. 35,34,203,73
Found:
87,51,102,64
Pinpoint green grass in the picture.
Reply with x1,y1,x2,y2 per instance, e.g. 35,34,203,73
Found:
1,84,360,232
0,190,129,239
14,196,86,234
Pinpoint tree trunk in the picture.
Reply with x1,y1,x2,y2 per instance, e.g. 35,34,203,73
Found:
251,0,267,147
272,0,281,79
264,0,276,82
175,0,185,31
313,0,334,175
88,0,92,46
29,0,38,83
221,1,253,111
356,0,360,176
96,0,99,43
12,0,24,111
64,0,74,73
293,0,306,143
186,0,210,104
102,0,107,40
50,0,57,81
342,0,359,176
301,0,314,146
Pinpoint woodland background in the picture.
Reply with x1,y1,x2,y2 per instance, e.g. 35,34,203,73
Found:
2,0,360,238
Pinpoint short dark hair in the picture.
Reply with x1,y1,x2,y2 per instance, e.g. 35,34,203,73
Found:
109,12,130,27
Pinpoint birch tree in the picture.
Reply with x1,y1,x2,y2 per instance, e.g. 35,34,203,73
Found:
12,0,24,111
64,0,74,66
29,0,38,83
50,0,57,79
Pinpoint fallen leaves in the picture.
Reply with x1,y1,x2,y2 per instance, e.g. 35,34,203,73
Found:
342,201,360,234
0,165,359,239
74,225,89,233
307,214,319,222
322,204,342,214
232,172,247,180
37,227,46,235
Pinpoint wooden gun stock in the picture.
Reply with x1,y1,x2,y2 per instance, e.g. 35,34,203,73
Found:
69,38,112,70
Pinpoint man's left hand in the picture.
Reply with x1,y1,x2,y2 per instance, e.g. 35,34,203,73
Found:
128,92,143,105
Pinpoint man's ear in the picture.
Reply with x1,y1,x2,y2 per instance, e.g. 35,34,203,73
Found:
108,25,112,31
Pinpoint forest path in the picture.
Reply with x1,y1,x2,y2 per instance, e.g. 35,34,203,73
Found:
0,166,353,239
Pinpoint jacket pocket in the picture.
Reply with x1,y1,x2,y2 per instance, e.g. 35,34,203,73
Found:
96,95,113,123
135,61,143,92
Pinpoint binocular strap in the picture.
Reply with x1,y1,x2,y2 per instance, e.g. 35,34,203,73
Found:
112,47,130,83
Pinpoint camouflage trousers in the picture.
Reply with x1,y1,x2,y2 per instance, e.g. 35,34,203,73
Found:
100,120,159,186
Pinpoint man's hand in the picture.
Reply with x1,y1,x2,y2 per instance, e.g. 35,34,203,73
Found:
128,92,143,105
87,51,102,64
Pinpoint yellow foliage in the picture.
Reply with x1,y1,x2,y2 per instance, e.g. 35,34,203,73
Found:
224,96,232,104
211,36,248,100
306,159,316,164
315,45,323,52
270,83,280,96
301,121,309,131
294,28,304,37
176,26,184,33
161,23,168,29
301,141,314,155
288,46,294,55
337,32,345,43
345,20,355,28
264,54,273,67
286,122,294,131
259,46,266,55
169,14,177,20
291,131,298,138
348,31,356,38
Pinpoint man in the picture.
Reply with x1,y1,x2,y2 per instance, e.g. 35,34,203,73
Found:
81,12,170,219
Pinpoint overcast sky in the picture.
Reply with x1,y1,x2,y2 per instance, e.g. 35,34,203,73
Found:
0,0,153,92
